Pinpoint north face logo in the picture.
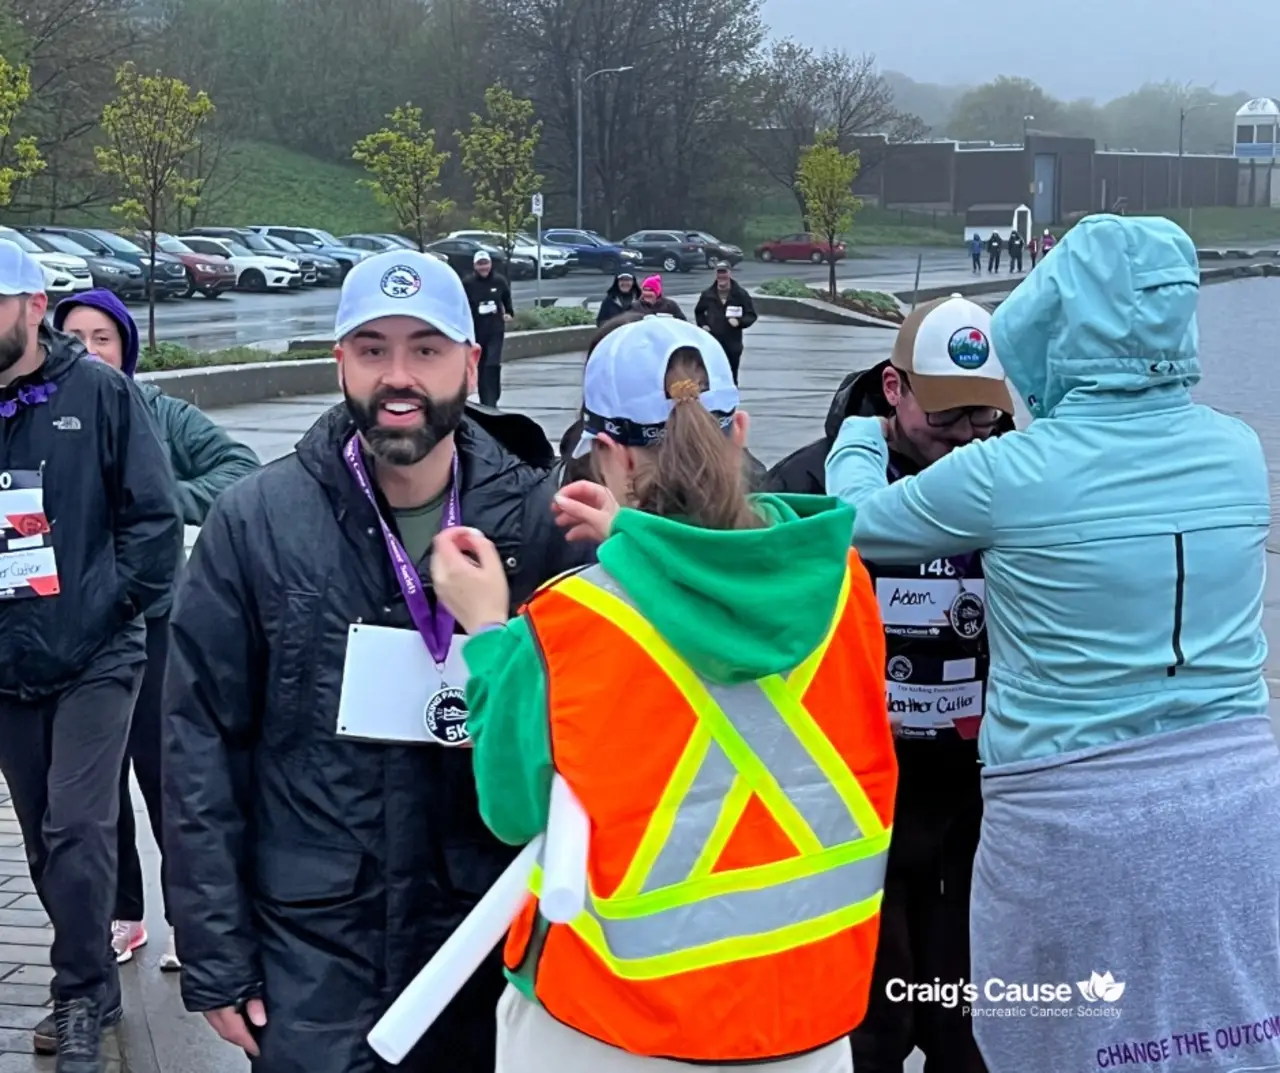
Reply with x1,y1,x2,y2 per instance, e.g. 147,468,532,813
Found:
52,416,81,431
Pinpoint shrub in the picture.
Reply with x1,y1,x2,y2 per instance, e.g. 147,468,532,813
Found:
840,289,899,313
509,305,594,331
137,344,332,373
756,277,814,298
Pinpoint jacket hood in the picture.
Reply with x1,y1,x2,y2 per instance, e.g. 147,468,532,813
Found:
828,363,889,439
597,494,854,684
990,215,1200,419
52,289,140,378
606,273,638,300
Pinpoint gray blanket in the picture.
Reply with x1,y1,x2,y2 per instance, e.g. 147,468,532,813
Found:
969,716,1280,1073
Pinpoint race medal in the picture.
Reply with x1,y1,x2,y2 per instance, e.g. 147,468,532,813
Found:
424,686,470,747
949,590,986,639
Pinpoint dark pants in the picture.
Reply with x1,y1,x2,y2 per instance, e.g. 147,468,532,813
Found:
1009,251,1023,272
477,335,504,407
0,634,141,1005
848,735,986,1073
714,336,743,385
970,253,981,273
987,251,1000,273
115,614,169,922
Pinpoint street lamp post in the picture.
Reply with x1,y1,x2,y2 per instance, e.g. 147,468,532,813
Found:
576,63,634,230
1023,114,1034,145
1178,102,1218,211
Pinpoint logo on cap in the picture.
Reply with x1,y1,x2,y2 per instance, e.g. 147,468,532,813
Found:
381,265,422,299
947,327,990,370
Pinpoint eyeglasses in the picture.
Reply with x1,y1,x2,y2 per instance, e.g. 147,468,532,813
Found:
898,371,1004,429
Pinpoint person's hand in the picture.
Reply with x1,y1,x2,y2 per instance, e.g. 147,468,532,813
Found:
878,415,893,440
204,999,267,1057
430,527,510,634
554,481,620,543
728,318,739,328
699,324,711,332
504,313,512,321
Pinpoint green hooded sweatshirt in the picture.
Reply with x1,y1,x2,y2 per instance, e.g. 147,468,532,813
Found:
464,492,854,997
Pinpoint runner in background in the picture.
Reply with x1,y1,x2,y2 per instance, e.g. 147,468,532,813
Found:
0,244,181,1073
695,261,757,385
464,250,513,406
431,315,896,1073
50,291,258,988
821,295,1014,1073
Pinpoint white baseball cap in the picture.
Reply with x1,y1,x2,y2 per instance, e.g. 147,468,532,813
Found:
890,294,1014,413
473,249,492,265
572,316,739,458
0,240,45,297
334,250,475,344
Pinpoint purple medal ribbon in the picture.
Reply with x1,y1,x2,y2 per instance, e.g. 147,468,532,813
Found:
342,435,461,665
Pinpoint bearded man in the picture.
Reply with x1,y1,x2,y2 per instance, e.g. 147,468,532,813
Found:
163,250,589,1073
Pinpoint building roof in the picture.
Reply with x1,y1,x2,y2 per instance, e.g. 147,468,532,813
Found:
1236,98,1280,118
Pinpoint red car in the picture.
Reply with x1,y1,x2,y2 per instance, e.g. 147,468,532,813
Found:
754,232,847,264
125,231,238,298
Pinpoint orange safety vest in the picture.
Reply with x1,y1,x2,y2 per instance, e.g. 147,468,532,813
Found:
504,551,897,1062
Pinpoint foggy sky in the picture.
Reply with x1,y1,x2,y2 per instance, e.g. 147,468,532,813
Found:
763,0,1275,102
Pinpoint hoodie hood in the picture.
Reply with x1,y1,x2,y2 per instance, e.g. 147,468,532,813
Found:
641,274,663,297
990,215,1200,419
52,289,140,378
597,494,854,684
605,273,638,302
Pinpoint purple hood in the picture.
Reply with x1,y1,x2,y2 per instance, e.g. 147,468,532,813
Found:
53,289,140,378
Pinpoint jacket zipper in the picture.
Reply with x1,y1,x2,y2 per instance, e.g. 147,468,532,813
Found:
1168,532,1186,676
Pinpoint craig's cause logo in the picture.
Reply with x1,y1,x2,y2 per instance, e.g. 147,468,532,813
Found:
947,327,990,370
1078,971,1125,1003
424,687,470,746
886,970,1125,1013
381,264,422,299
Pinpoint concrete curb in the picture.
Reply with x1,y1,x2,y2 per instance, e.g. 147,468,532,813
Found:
750,294,899,329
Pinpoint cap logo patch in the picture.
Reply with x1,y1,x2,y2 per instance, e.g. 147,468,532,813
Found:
380,265,422,299
947,327,990,370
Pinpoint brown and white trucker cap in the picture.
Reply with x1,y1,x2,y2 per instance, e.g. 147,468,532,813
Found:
890,294,1015,415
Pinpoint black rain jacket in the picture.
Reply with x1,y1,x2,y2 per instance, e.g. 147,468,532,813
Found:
0,326,180,700
163,403,591,1073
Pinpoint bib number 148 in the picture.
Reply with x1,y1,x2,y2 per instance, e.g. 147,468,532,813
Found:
919,559,956,578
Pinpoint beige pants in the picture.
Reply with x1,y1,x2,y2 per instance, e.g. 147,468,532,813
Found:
494,984,854,1073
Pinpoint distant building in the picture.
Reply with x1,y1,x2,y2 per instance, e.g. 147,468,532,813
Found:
1233,98,1280,207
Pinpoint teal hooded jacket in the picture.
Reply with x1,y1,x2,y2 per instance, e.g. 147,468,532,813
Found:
825,215,1270,766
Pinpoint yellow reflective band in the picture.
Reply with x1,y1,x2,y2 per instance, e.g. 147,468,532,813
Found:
613,725,712,899
786,567,851,698
686,774,751,881
758,675,886,839
556,575,822,856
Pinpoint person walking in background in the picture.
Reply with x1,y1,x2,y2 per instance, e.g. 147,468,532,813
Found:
985,232,1002,274
596,271,640,326
1027,234,1039,269
825,215,1280,1073
969,234,982,274
1006,228,1023,273
636,274,686,319
695,260,757,385
1041,229,1056,254
464,249,513,407
0,244,181,1073
50,291,258,991
431,314,896,1073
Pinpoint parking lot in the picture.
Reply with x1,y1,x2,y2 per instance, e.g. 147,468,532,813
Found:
149,247,975,349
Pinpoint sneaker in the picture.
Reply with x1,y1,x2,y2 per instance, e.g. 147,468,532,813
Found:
158,928,181,973
110,921,147,964
34,1003,120,1056
53,997,102,1073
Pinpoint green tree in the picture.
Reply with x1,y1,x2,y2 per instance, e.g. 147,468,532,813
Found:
96,62,214,349
947,76,1066,143
0,56,44,207
353,103,453,251
457,84,543,258
795,129,861,300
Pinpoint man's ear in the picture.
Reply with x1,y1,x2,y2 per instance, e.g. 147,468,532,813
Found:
466,343,480,395
333,343,345,392
882,365,904,407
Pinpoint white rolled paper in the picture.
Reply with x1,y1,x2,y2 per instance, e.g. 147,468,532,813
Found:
541,775,590,923
367,835,543,1064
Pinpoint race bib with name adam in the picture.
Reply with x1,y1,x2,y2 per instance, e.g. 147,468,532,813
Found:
0,469,59,599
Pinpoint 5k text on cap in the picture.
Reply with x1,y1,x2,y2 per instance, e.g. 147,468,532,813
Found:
0,240,46,298
334,250,475,344
573,316,739,458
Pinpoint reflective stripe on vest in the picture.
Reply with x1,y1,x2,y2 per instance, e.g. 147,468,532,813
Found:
538,564,891,981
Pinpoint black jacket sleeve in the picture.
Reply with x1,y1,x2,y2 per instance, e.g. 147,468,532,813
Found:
112,381,182,620
501,276,514,318
522,470,597,580
694,293,710,328
737,289,758,331
164,494,267,1012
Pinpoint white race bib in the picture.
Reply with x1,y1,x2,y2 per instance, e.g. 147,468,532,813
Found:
875,577,986,637
886,680,984,730
726,305,743,318
478,301,497,315
0,470,58,599
336,625,472,746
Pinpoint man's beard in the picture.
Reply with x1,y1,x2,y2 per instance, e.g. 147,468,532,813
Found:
0,321,28,375
344,380,468,466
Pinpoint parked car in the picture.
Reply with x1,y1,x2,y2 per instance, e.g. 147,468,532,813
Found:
618,230,705,273
0,226,93,299
31,227,189,298
424,237,512,278
179,234,302,291
685,230,743,268
259,234,329,286
371,233,419,250
125,231,238,298
246,226,368,277
541,228,644,274
754,232,847,264
448,230,571,278
22,229,146,301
